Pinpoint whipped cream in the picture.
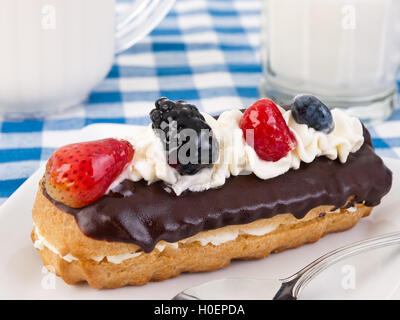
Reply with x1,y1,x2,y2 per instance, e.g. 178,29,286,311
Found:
109,107,364,196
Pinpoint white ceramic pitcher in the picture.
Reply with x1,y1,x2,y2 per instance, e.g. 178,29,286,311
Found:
0,0,175,117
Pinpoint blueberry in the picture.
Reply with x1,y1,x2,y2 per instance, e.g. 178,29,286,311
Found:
150,97,219,175
291,95,334,134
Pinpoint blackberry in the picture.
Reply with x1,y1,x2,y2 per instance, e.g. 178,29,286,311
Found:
290,95,334,134
150,97,219,175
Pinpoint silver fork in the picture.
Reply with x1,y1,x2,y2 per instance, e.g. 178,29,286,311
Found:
173,231,400,300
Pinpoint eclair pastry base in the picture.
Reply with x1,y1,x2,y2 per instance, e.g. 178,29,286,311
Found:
32,189,372,289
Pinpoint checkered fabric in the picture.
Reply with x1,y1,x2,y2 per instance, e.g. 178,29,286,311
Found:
0,0,399,205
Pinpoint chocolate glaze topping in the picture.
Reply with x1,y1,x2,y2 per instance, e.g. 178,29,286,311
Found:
44,127,392,253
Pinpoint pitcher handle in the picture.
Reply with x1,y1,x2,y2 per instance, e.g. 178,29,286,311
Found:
115,0,176,53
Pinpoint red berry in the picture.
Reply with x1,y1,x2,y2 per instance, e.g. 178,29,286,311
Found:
44,138,134,208
239,99,297,162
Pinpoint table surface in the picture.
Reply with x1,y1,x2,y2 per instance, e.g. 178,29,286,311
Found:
0,0,399,205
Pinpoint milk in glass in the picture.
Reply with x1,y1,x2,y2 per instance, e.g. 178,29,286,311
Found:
260,0,400,122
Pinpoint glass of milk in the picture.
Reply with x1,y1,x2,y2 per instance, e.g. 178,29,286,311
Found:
260,0,400,123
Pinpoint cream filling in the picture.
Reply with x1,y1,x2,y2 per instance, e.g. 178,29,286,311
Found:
33,226,79,263
32,222,280,264
33,225,177,264
33,206,358,264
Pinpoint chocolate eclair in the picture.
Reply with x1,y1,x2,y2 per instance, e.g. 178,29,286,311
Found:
31,96,392,289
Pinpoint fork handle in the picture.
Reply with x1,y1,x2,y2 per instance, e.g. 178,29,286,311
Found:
275,231,400,299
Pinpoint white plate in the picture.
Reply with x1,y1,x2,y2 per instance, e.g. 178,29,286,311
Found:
0,123,399,300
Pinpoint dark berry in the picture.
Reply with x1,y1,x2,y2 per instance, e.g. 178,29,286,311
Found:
239,99,297,162
150,97,219,175
290,95,334,134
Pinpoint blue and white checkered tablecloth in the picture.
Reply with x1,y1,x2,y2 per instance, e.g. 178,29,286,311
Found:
0,0,399,206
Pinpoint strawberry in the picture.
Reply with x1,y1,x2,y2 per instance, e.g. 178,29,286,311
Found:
239,98,297,162
44,138,134,208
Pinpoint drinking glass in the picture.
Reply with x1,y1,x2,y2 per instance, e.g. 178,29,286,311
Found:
260,0,400,123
